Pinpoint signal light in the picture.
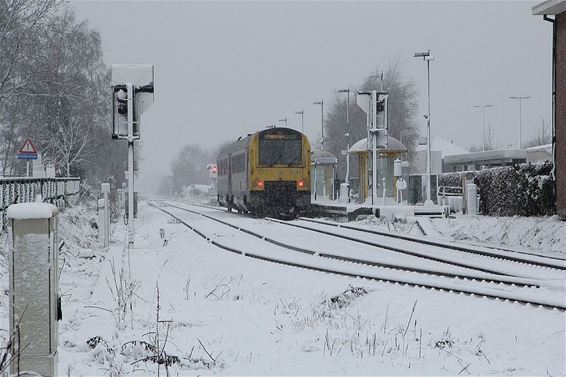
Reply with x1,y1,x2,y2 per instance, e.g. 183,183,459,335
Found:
116,89,128,116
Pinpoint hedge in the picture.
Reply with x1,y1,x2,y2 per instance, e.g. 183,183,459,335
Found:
439,162,555,216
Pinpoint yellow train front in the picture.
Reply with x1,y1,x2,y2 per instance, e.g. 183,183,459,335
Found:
217,127,311,217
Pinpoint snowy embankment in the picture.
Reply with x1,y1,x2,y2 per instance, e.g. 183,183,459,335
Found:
1,200,565,375
430,215,566,258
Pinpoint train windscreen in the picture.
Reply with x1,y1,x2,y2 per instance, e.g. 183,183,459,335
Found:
259,133,302,166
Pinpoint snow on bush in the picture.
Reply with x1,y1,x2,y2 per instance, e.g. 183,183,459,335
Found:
439,162,555,216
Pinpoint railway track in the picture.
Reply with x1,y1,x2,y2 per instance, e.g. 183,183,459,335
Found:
170,199,566,279
150,200,566,311
294,217,566,269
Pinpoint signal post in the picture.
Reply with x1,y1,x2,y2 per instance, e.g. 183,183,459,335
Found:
356,90,388,208
111,65,154,246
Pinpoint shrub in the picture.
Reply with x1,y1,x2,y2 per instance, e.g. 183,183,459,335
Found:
438,162,555,216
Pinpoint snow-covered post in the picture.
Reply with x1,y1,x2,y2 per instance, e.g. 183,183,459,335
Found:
7,203,60,376
98,198,105,246
466,183,478,215
101,183,110,248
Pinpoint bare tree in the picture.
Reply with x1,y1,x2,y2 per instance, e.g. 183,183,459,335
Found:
324,61,419,180
0,0,60,102
523,118,551,148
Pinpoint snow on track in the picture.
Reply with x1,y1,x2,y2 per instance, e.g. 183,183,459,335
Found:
153,201,566,310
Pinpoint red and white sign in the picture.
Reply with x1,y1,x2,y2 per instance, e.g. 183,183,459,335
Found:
19,139,38,154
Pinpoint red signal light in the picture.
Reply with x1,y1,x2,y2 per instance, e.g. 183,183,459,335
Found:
212,167,217,173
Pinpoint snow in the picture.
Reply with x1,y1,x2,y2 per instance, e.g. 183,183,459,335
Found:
111,64,154,87
431,214,566,258
6,203,58,219
1,199,565,375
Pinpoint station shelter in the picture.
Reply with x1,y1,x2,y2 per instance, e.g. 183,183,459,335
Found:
348,136,408,204
311,150,338,202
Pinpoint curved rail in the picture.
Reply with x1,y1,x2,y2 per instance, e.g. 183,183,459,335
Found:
294,217,566,271
150,201,566,311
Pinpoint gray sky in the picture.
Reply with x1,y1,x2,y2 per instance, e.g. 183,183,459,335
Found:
72,1,552,191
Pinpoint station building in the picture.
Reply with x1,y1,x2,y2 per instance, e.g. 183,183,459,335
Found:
533,0,566,219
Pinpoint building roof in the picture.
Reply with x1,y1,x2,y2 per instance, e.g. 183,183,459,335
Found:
533,0,566,15
416,136,468,157
349,136,407,153
443,149,527,165
311,150,337,165
526,143,552,154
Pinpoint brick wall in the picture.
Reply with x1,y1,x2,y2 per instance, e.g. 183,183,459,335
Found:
557,13,566,219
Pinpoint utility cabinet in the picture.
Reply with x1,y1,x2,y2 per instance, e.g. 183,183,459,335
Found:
7,203,59,376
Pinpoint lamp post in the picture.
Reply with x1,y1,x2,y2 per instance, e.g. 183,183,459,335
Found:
295,110,304,133
473,104,494,151
414,50,434,206
509,96,531,149
278,117,288,128
337,89,351,190
313,100,324,150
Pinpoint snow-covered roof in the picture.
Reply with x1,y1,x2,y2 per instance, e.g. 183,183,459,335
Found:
526,143,552,154
532,0,566,15
7,203,58,219
311,150,337,165
349,136,407,153
443,149,526,164
416,136,468,157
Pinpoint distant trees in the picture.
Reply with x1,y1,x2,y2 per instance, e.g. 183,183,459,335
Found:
523,119,551,148
0,2,127,188
168,145,213,194
324,63,420,179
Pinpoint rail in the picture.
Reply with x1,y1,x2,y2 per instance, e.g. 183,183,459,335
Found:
0,177,81,230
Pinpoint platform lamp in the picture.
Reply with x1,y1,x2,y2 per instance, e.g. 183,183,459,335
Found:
414,50,435,206
509,96,531,149
295,109,304,133
313,100,324,150
337,88,352,193
473,104,494,151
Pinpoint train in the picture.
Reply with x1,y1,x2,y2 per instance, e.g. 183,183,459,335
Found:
217,127,311,217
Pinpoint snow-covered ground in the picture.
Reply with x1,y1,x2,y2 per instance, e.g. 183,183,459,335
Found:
430,215,566,258
1,200,565,375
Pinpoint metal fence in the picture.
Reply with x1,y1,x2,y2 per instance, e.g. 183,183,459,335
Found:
0,177,81,230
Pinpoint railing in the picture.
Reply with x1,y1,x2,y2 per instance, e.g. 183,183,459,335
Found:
0,177,81,230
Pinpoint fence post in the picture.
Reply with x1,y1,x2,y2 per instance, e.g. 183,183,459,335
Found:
7,202,59,376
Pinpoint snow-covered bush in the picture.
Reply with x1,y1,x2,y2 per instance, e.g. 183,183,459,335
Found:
439,162,555,216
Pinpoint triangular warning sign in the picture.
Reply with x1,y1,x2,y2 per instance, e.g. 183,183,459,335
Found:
19,139,37,154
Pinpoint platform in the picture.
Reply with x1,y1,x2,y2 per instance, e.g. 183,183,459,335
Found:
310,200,448,221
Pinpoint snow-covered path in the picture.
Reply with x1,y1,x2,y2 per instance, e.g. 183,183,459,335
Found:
49,200,565,375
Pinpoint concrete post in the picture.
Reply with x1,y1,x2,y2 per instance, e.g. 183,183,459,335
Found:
7,202,59,376
98,198,105,244
466,183,478,215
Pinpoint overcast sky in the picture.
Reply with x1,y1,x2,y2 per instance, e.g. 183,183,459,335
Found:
72,1,552,191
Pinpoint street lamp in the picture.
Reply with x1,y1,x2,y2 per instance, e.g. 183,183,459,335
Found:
295,110,304,133
473,104,494,151
278,117,288,128
509,96,531,149
313,100,324,150
414,49,434,206
337,89,351,194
